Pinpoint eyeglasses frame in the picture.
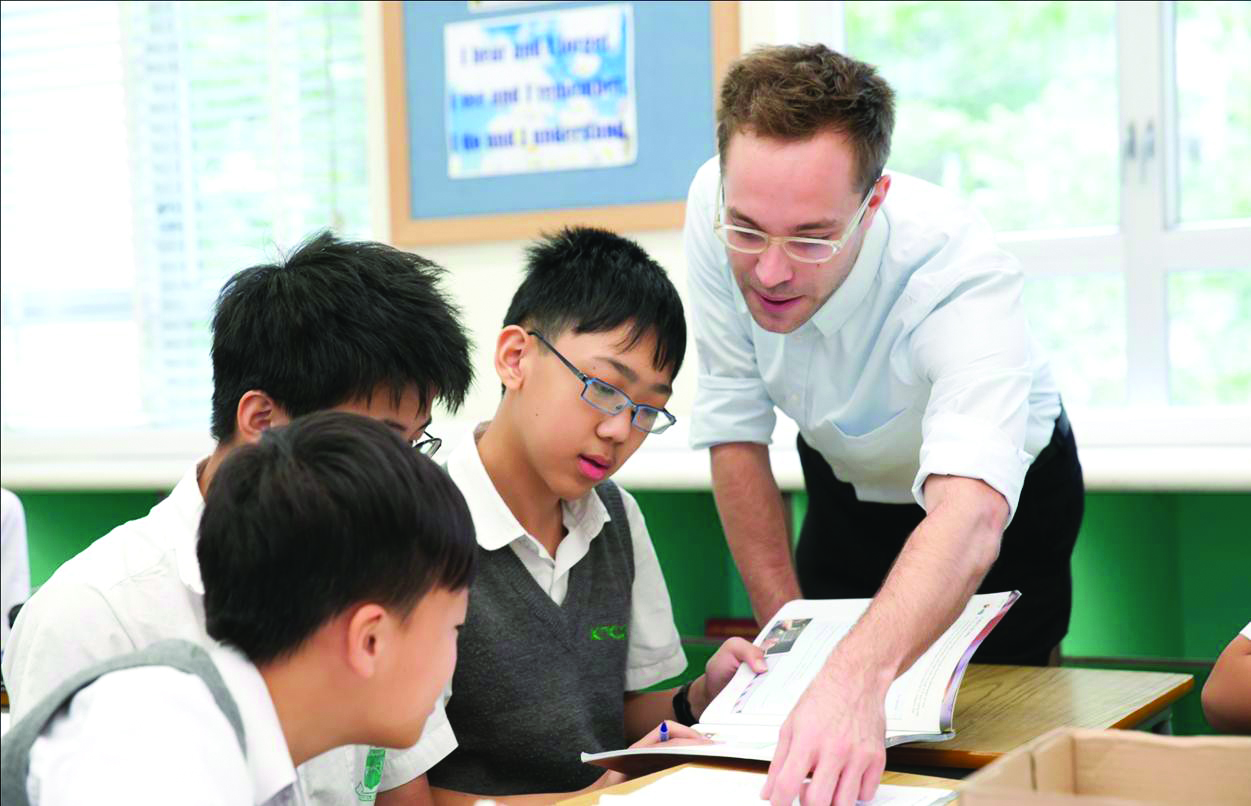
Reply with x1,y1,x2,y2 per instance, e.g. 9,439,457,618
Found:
713,176,881,264
412,434,441,457
527,331,677,435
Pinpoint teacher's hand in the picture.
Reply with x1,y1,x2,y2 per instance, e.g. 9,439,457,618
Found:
760,653,889,806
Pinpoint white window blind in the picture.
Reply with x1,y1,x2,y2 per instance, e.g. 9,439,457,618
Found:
1,0,369,433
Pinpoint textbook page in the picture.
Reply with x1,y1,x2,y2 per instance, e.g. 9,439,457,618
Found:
582,592,1016,770
596,767,955,805
697,592,1017,739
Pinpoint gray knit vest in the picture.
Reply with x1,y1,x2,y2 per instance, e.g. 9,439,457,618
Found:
0,639,244,806
427,481,635,795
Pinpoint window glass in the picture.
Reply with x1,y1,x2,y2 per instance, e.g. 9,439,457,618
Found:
1168,269,1251,405
1174,1,1251,223
1024,274,1128,407
845,1,1118,233
0,1,368,432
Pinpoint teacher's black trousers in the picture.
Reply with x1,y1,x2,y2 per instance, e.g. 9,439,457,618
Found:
794,411,1084,667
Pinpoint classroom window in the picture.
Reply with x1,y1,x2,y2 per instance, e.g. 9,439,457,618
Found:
844,0,1251,410
1023,274,1127,407
1168,270,1251,406
844,0,1119,234
0,0,369,432
1174,0,1251,224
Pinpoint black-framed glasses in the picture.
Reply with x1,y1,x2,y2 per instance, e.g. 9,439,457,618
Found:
528,331,676,435
412,433,441,458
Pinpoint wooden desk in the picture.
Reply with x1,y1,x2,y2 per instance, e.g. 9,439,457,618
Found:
557,762,958,805
887,664,1194,770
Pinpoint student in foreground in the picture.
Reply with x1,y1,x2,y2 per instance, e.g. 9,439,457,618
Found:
0,412,478,805
1202,621,1251,734
420,227,767,804
2,231,474,804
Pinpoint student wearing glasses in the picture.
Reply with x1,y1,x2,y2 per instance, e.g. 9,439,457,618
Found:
417,227,766,804
684,45,1084,806
3,231,473,806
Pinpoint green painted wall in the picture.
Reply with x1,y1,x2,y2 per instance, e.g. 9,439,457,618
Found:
9,487,1247,730
1175,494,1250,659
17,490,165,587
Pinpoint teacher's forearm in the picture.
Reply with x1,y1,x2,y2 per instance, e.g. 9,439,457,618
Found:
830,475,1008,680
710,442,801,625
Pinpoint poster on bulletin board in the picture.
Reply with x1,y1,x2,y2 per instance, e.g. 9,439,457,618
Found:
444,3,638,178
382,1,739,246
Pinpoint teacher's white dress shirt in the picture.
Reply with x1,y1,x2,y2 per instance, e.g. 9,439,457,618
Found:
685,156,1062,521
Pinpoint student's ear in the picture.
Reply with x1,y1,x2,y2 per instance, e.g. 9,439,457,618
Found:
235,390,281,443
495,325,531,392
344,603,388,679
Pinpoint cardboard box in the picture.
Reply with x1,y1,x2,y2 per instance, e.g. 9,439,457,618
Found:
961,728,1251,806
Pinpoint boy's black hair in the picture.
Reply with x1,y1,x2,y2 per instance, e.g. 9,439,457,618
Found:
210,230,473,442
503,227,686,378
198,411,477,665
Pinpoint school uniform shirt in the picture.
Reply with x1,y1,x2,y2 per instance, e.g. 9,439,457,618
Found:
441,437,686,691
2,488,31,649
685,156,1063,522
25,644,300,806
1,463,452,804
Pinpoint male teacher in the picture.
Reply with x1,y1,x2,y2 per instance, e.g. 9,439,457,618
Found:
684,45,1084,806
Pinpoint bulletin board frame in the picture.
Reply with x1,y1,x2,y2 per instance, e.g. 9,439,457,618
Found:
382,1,740,246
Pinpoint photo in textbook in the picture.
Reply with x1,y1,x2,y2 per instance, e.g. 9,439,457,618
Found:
760,618,812,655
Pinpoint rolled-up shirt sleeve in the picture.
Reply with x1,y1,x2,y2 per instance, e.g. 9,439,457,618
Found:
905,228,1034,523
684,161,777,450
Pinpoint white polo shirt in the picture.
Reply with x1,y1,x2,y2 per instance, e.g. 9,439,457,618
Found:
685,156,1062,520
2,463,453,804
26,645,300,806
445,437,687,691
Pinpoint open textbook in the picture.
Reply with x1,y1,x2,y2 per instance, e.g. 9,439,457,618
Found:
584,591,1018,773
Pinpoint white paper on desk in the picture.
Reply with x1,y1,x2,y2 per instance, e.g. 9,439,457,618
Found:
596,767,955,805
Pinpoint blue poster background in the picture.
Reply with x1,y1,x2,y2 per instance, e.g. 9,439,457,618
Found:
402,1,716,219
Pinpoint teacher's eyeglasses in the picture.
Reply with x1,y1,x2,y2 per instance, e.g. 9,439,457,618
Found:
713,179,878,264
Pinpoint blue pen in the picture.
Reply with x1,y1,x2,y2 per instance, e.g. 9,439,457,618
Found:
659,720,669,742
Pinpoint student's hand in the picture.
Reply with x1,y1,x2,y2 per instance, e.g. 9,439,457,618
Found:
690,637,768,718
594,722,711,789
633,720,709,748
761,653,888,806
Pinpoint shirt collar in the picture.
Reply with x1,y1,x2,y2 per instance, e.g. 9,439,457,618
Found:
172,461,209,595
209,645,299,806
444,437,612,553
808,203,890,338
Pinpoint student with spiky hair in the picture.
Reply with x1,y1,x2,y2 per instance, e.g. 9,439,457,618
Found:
2,412,478,806
3,231,474,805
414,227,767,805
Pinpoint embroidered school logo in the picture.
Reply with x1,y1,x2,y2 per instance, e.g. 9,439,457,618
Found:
354,747,387,802
590,624,627,640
